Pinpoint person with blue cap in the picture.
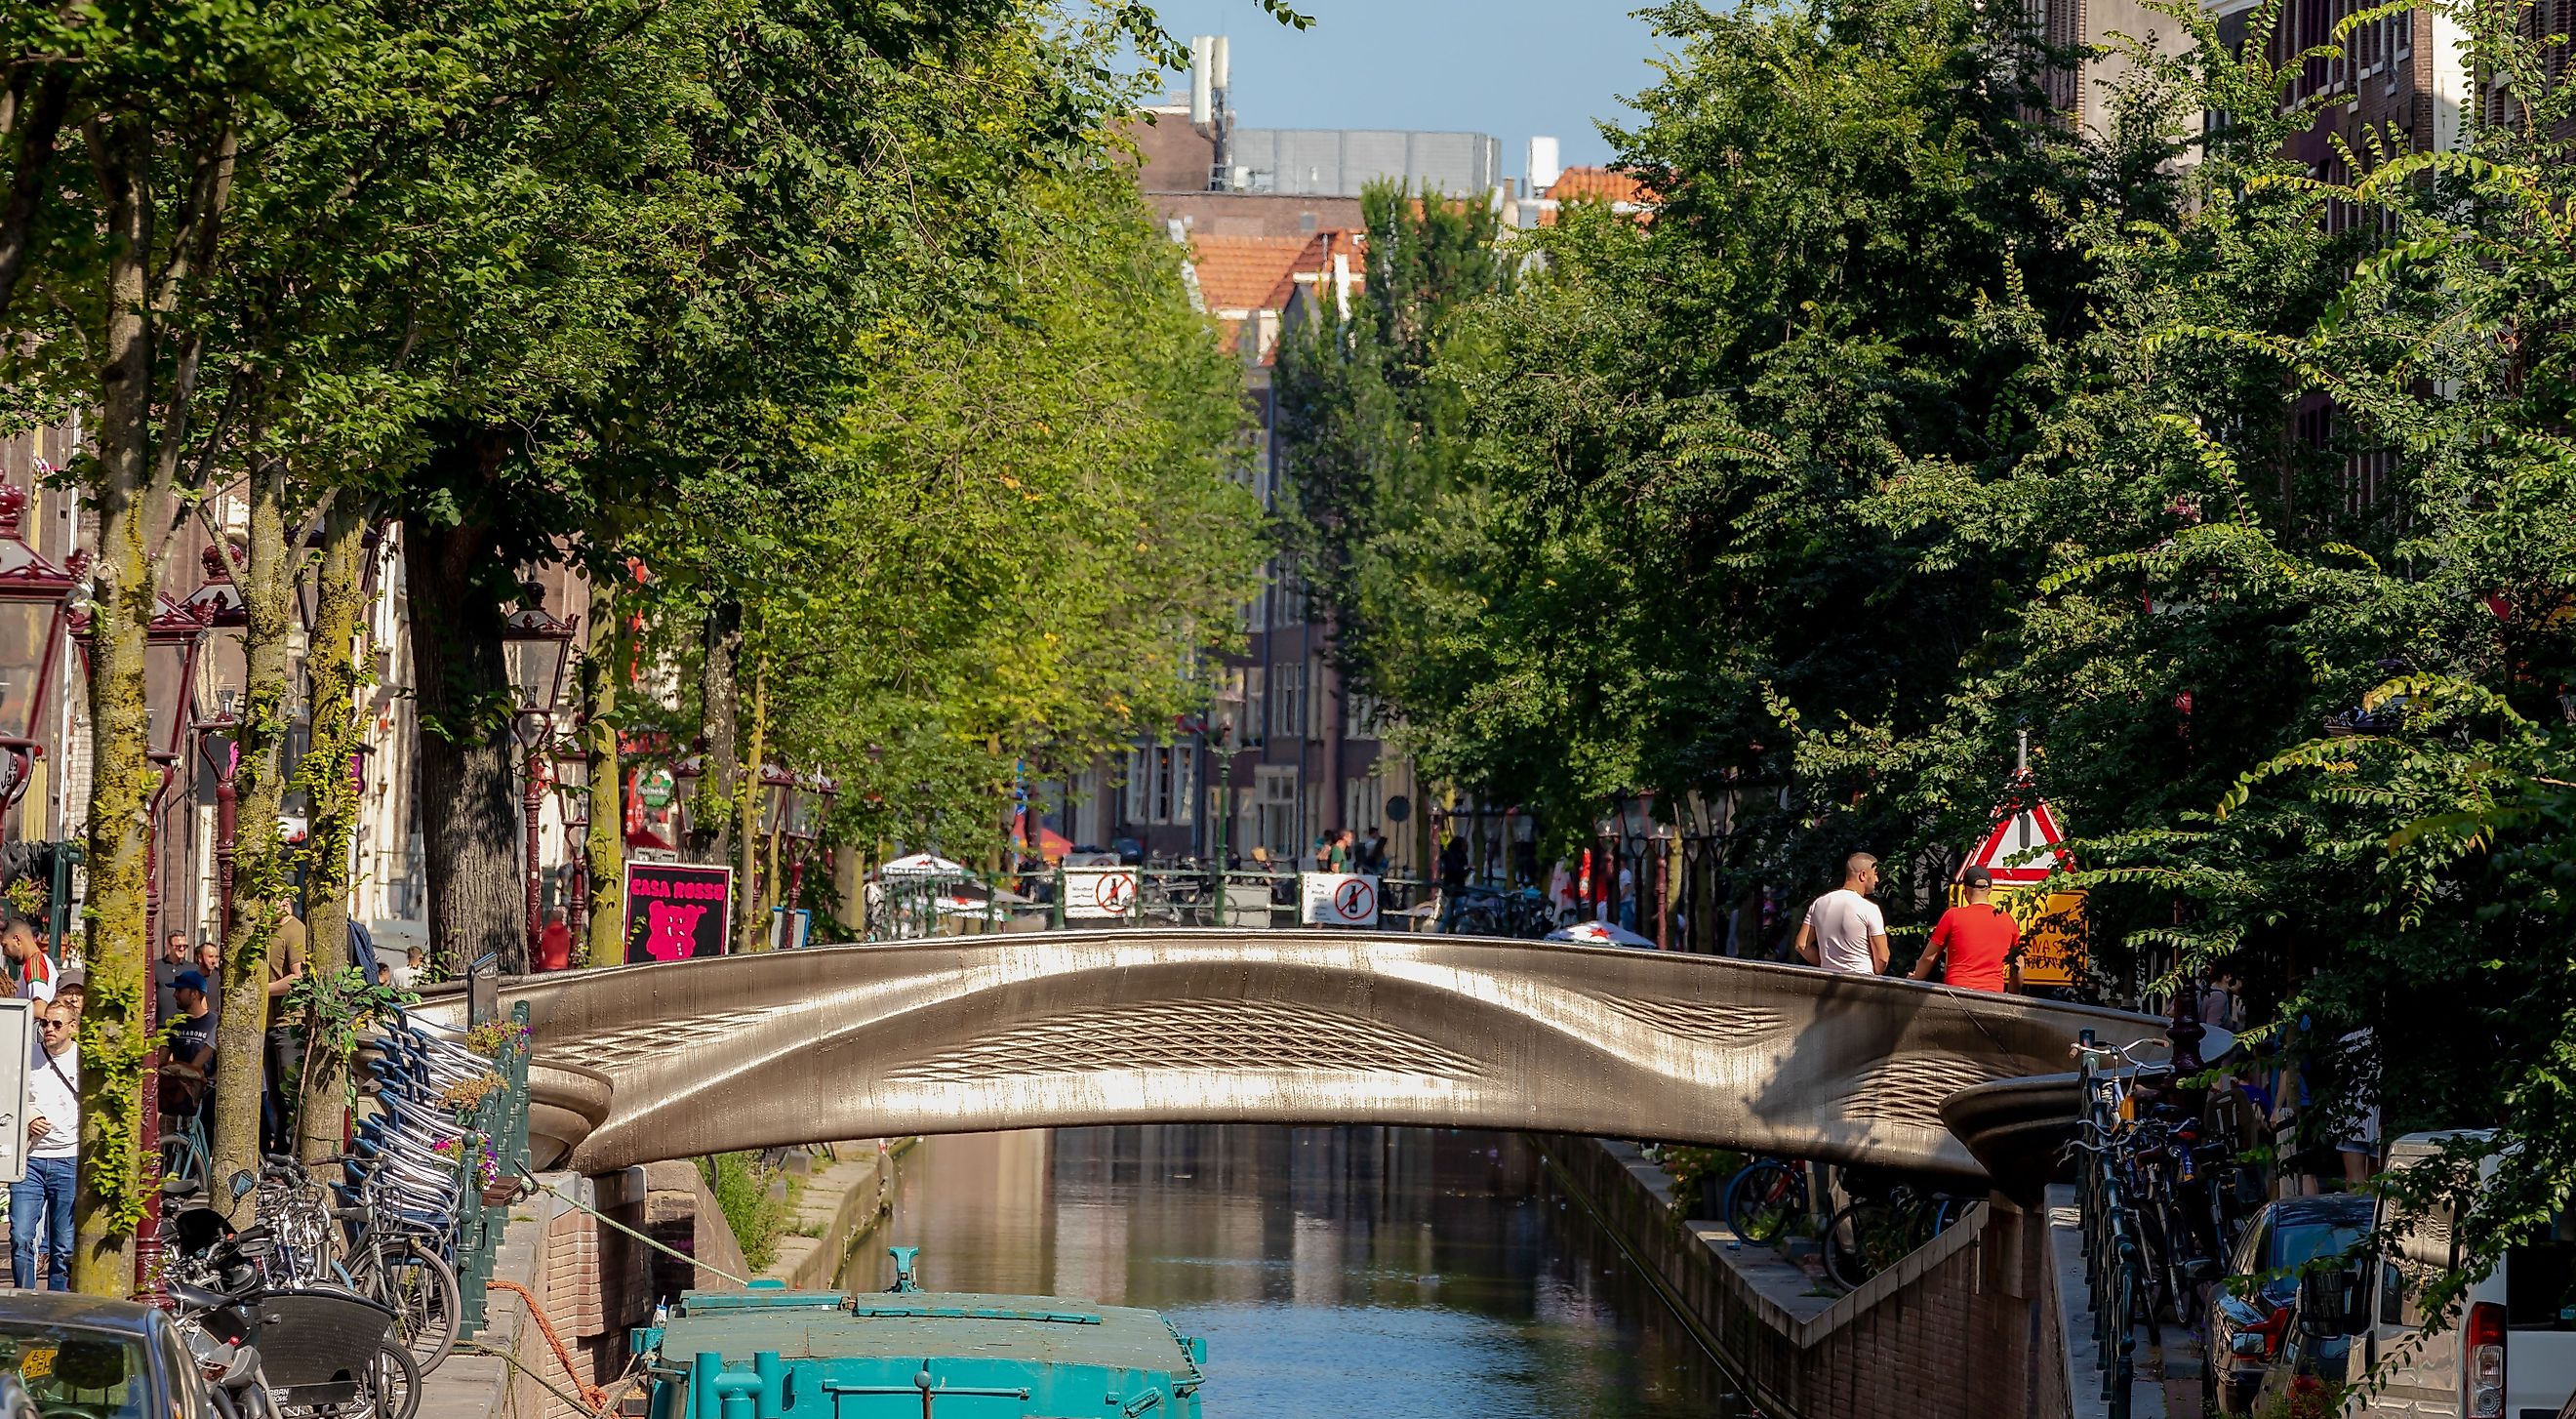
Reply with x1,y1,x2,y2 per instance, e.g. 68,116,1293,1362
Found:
162,969,220,1137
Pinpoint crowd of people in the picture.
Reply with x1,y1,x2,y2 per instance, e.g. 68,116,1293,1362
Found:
2,909,433,1289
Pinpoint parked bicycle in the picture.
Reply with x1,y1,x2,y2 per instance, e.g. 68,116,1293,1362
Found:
1822,1168,1971,1290
1721,1155,1810,1246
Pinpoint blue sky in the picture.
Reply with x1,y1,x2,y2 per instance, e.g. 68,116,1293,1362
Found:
1138,1,1673,180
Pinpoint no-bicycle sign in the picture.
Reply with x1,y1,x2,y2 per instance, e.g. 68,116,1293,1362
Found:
1301,872,1380,928
1064,867,1140,920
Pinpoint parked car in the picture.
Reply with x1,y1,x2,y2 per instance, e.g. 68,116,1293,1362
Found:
2205,1194,2375,1414
0,1291,216,1419
2339,1130,2576,1418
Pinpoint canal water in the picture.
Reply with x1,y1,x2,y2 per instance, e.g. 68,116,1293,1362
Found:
840,1127,1747,1418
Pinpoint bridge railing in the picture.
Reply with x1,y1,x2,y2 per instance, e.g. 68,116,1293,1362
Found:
2072,1030,2144,1419
453,1000,534,1338
858,869,1440,938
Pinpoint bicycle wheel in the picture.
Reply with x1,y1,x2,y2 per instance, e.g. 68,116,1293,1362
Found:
1823,1200,1912,1289
359,1239,461,1375
1723,1160,1805,1246
362,1337,421,1419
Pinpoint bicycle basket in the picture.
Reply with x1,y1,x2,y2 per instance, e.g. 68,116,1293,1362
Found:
253,1288,396,1402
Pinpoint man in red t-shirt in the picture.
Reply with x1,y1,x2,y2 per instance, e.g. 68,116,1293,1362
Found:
536,907,575,972
1910,866,2021,993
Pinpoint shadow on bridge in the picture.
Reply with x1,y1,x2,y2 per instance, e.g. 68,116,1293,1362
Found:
436,931,2164,1185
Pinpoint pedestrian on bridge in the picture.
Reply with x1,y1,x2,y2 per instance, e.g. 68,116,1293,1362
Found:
1909,866,2020,993
1794,853,1890,975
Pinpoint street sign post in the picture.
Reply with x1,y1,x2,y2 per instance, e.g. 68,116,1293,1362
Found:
624,862,736,963
1963,758,2086,991
1064,867,1140,920
1301,872,1381,929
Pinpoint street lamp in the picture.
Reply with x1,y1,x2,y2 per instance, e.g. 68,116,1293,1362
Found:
756,764,795,840
183,544,250,935
124,582,207,1308
785,771,833,913
0,483,81,832
671,753,706,847
500,578,577,966
549,744,589,948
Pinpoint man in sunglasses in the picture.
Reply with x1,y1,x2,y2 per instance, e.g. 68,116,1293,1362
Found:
13,1001,79,1288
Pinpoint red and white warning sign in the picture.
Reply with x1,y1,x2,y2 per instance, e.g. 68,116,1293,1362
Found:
1301,872,1381,928
1064,867,1139,920
1968,798,2071,885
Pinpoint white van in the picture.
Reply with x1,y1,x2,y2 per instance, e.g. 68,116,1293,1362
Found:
2342,1131,2576,1417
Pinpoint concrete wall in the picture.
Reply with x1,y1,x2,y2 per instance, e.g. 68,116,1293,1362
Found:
1537,1136,2073,1419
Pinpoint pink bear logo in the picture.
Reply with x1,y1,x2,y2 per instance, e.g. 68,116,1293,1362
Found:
645,900,707,960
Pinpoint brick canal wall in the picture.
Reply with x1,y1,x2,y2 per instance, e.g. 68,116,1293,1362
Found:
1534,1136,2074,1419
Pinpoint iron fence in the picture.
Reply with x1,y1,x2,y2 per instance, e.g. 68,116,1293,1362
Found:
454,1000,533,1339
2073,1030,2144,1419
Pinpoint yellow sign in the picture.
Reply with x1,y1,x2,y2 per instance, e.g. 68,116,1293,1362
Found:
1947,885,2089,991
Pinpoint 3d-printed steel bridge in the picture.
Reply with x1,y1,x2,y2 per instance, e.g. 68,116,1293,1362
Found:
449,931,2160,1184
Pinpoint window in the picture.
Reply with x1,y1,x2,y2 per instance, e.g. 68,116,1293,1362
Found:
1343,773,1383,834
1254,765,1299,857
1124,744,1195,827
2380,1200,2457,1329
1242,666,1266,747
1268,661,1306,741
1348,692,1388,741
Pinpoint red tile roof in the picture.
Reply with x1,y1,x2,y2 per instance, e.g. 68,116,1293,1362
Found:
1547,166,1650,205
1187,233,1310,314
1261,228,1364,311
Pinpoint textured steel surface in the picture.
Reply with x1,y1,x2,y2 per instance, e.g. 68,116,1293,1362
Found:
437,930,2163,1181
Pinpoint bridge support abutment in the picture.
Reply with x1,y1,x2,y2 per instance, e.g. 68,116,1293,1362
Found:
1535,1135,2076,1419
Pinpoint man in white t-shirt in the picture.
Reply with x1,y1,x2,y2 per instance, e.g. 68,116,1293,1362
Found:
13,1001,79,1289
1795,853,1890,975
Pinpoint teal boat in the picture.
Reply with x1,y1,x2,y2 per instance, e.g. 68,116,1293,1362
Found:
634,1248,1206,1418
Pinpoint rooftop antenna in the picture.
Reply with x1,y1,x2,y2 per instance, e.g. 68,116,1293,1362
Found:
1188,35,1234,190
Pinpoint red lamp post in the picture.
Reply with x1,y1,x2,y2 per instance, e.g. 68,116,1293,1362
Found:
0,483,82,839
500,580,576,968
785,772,834,911
549,745,589,949
181,545,250,936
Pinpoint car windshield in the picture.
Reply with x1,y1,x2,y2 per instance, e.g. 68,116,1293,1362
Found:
2274,1221,2367,1274
0,1323,149,1419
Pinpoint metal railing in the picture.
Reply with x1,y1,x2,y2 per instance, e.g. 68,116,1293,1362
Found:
454,1001,534,1338
2073,1030,2143,1419
859,869,1440,939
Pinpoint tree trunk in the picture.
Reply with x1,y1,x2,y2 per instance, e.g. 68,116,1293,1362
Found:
697,600,740,862
297,500,368,1161
737,658,765,953
405,497,524,974
0,67,71,330
582,595,624,966
209,459,294,1201
71,112,159,1295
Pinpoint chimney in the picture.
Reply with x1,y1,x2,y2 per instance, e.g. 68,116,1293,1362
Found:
1526,136,1562,197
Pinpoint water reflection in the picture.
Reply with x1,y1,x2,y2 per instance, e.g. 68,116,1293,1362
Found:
848,1127,1744,1418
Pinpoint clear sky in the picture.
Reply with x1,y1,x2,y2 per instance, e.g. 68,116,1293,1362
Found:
1139,1,1673,181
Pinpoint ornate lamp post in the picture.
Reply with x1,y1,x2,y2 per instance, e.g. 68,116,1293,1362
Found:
549,744,589,948
500,580,577,966
182,545,250,935
0,483,81,838
784,771,833,912
112,582,208,1304
669,754,705,850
